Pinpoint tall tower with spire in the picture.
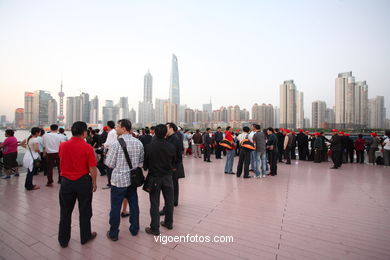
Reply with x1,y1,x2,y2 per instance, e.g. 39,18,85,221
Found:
57,80,65,125
169,54,180,105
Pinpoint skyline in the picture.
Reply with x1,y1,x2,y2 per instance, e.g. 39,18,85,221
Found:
1,0,390,121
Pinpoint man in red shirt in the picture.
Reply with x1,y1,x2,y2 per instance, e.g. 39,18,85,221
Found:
224,126,235,174
58,121,97,248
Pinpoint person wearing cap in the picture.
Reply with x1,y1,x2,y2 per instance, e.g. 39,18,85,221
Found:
308,133,316,161
330,129,343,169
297,129,308,161
367,132,379,165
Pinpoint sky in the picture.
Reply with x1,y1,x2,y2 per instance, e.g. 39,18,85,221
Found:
0,0,389,122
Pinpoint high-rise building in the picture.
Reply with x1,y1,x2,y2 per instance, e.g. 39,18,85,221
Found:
251,103,274,128
325,108,336,128
89,96,99,124
0,115,7,127
102,100,116,124
169,54,180,105
280,80,297,129
273,106,280,128
15,108,24,128
48,98,58,124
66,96,82,127
144,71,153,103
163,102,177,123
80,93,90,123
139,71,154,126
129,108,136,124
178,105,186,123
296,91,304,129
32,90,55,126
335,72,368,129
185,108,195,125
312,100,327,128
304,118,310,128
24,92,34,127
155,98,168,124
119,97,129,119
368,96,385,129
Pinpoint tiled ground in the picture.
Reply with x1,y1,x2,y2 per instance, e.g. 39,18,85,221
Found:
0,156,389,260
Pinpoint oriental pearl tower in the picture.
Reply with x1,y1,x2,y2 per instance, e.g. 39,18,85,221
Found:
57,80,65,125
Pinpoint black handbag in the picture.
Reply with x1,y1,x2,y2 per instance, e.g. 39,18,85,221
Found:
143,173,158,193
118,138,145,187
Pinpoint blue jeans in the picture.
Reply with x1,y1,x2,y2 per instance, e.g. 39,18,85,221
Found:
255,152,267,177
109,185,139,238
224,149,235,173
250,151,256,170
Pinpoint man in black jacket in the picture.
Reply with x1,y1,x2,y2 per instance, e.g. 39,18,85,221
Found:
203,128,213,162
144,124,176,235
160,123,182,215
214,127,223,159
275,128,284,162
330,129,343,169
297,129,308,160
139,127,153,148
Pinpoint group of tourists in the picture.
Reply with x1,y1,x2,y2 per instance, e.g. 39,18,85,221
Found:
0,121,389,249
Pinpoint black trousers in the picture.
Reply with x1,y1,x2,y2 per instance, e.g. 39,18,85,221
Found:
356,150,365,163
291,146,296,159
277,146,284,162
269,150,278,175
150,175,174,231
215,142,222,159
314,149,322,163
298,146,306,160
203,145,211,161
236,149,250,177
105,166,113,186
58,175,93,245
285,147,291,164
347,149,354,163
331,150,342,168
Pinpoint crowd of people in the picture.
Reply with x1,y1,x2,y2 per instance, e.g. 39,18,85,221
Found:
0,121,389,248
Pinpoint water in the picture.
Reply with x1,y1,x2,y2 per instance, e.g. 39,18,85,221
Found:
0,129,72,142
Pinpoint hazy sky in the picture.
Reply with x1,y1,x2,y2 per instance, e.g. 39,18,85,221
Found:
1,0,389,122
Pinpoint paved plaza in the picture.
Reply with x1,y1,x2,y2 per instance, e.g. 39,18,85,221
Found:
0,157,389,260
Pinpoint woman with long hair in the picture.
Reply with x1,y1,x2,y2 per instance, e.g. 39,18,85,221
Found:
22,127,41,190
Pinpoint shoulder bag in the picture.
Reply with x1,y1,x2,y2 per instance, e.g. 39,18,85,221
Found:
118,138,145,187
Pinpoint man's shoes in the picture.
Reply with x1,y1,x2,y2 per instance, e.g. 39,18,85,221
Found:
229,172,235,175
102,185,111,189
13,173,19,177
121,212,130,218
243,176,251,179
60,243,68,248
160,221,173,230
1,176,10,179
159,209,165,216
330,166,338,169
81,232,97,244
145,227,160,236
174,203,178,207
207,160,212,163
106,231,118,241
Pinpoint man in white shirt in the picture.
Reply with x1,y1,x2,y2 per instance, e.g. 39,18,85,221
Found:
103,121,118,189
43,124,65,186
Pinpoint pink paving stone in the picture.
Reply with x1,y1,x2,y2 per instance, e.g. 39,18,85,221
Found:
0,157,389,259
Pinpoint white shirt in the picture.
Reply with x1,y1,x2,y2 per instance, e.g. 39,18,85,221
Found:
59,133,68,142
248,131,256,142
23,138,40,171
384,137,390,150
104,129,118,150
43,132,64,153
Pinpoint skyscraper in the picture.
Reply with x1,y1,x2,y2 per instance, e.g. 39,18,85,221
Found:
24,92,34,128
80,92,90,123
103,100,115,124
251,103,274,128
280,80,297,129
89,96,99,124
296,91,304,129
144,71,153,103
163,102,177,123
139,71,154,126
312,100,327,128
155,98,168,124
169,54,180,105
32,90,55,126
368,96,385,129
119,97,129,119
335,72,368,129
129,108,136,124
15,108,24,128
